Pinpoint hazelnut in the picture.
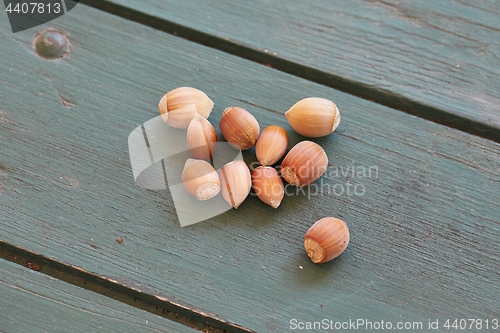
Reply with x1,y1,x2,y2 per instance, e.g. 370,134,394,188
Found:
280,141,328,187
304,217,349,263
181,159,220,200
285,97,340,137
219,106,260,150
255,126,288,166
220,160,252,209
251,166,285,208
186,114,217,161
158,87,214,128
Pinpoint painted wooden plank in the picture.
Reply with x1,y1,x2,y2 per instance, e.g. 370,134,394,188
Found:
81,0,500,141
0,4,499,333
0,259,199,333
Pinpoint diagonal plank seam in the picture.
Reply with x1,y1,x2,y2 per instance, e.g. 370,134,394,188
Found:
77,0,500,143
0,240,255,333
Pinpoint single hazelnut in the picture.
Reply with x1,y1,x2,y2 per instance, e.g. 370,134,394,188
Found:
181,159,220,200
304,217,349,263
251,166,285,208
285,97,340,137
220,160,252,208
158,87,214,128
219,106,260,150
280,141,328,187
255,126,289,166
187,114,217,161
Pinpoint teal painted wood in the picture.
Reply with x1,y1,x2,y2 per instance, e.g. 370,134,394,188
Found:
82,0,500,141
0,4,499,333
0,259,199,333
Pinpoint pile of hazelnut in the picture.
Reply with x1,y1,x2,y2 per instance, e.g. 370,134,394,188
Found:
158,87,349,264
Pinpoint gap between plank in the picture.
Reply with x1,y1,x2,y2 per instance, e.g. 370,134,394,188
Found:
77,0,499,143
0,240,255,333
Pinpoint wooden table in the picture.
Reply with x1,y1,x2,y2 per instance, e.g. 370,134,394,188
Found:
1,1,499,332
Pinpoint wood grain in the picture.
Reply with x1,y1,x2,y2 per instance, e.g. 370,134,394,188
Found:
0,259,199,333
0,4,499,332
80,0,500,141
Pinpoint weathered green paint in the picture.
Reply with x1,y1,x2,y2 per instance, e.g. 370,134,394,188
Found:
82,0,500,141
0,4,499,333
0,259,200,333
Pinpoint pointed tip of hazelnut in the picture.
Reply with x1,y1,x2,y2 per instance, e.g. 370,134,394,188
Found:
192,113,203,121
222,106,232,117
158,94,169,122
269,198,282,209
332,108,341,132
184,158,196,166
